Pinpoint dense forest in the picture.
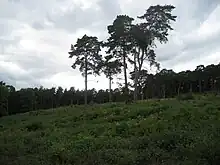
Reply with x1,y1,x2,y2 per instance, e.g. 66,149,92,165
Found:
1,4,220,116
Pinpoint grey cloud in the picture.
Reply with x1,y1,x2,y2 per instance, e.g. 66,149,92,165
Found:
2,0,121,34
172,0,219,34
0,37,21,47
47,9,97,32
8,0,20,3
183,33,220,53
157,52,177,63
160,36,220,68
0,1,19,18
192,0,219,22
156,1,220,67
31,22,44,30
10,53,72,77
97,0,121,19
47,0,121,33
158,30,220,65
0,21,11,36
0,65,39,89
1,45,81,88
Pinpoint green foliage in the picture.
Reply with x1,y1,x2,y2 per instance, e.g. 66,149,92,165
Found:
177,93,194,100
25,122,43,131
138,5,177,43
105,15,135,96
1,95,220,165
68,34,103,105
68,34,103,76
0,82,9,117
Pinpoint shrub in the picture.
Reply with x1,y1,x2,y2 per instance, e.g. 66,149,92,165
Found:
177,93,194,101
0,108,8,117
25,121,43,131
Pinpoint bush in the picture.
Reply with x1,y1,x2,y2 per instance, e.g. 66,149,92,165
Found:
0,108,8,117
177,93,194,101
25,121,43,131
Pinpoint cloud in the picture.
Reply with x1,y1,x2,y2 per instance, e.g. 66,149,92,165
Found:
154,1,220,72
0,0,220,90
45,0,121,34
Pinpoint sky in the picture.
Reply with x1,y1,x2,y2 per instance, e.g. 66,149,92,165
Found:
0,0,220,90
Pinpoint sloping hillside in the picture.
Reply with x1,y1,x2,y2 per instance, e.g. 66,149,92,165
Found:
1,95,220,165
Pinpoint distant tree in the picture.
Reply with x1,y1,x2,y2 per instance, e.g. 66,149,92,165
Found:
131,5,177,100
130,24,157,99
0,81,9,116
101,54,122,102
68,35,102,105
106,15,134,100
138,5,177,43
156,69,176,98
130,69,149,100
55,87,63,107
194,65,205,93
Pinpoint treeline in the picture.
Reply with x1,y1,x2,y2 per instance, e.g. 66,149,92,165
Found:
0,83,126,116
1,63,220,116
142,64,220,99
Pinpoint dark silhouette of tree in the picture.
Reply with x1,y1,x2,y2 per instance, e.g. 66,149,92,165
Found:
0,81,9,116
138,5,177,43
68,34,102,105
130,4,177,101
105,15,134,100
101,54,122,102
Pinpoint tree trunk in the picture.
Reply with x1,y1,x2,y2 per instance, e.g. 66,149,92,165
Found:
178,82,181,96
70,99,73,106
84,55,88,105
199,80,202,93
190,82,192,93
6,98,8,115
109,77,112,102
51,96,53,109
123,52,128,99
162,84,166,98
134,51,138,101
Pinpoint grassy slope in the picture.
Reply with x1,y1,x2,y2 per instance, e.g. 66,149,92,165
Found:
1,95,220,165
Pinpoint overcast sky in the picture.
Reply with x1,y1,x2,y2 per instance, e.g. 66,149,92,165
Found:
0,0,220,90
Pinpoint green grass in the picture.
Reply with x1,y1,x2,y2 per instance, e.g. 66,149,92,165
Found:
1,95,220,165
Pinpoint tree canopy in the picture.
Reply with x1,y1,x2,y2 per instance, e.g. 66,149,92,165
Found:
68,34,102,104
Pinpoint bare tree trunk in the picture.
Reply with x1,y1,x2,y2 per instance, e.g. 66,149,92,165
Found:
6,98,8,115
85,55,88,105
51,96,53,110
134,50,138,101
178,82,181,96
162,84,166,98
70,99,73,106
199,80,202,93
109,77,112,102
141,88,144,100
190,83,192,93
123,52,128,99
